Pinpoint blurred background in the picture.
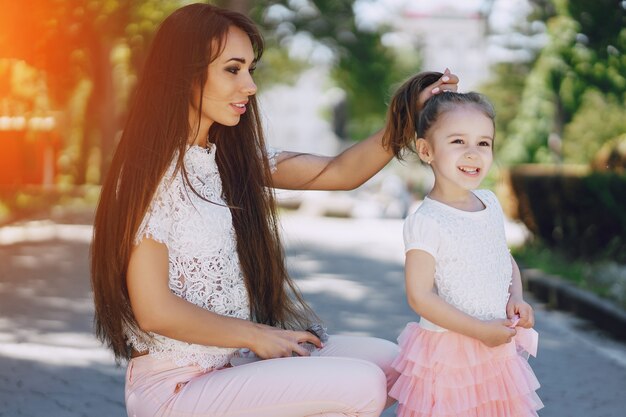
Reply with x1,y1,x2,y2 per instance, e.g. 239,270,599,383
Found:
1,0,625,308
1,1,626,415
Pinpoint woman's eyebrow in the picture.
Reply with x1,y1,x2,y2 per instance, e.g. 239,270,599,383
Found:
225,57,246,64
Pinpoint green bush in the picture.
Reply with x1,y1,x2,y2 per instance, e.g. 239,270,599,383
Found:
563,91,626,164
509,164,626,261
592,134,626,173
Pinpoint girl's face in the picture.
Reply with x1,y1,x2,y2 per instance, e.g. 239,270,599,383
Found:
419,105,494,195
190,25,258,131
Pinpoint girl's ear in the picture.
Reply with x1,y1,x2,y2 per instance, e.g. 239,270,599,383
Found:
416,138,433,164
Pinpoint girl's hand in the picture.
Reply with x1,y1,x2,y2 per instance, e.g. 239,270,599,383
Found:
477,319,517,347
506,296,535,328
418,68,459,109
249,323,322,359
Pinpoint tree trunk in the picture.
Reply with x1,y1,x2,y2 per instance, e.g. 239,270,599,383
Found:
76,38,116,184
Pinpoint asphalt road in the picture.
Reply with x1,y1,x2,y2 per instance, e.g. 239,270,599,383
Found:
0,213,625,416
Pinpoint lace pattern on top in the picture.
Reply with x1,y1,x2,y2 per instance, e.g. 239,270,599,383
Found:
403,190,512,321
127,144,250,370
267,146,282,173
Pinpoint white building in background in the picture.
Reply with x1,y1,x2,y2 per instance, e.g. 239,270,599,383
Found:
391,0,493,91
360,0,537,90
259,67,341,155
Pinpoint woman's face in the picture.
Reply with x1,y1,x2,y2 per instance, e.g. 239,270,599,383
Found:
190,25,258,131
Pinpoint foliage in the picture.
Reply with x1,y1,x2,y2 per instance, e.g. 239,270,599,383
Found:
591,134,626,173
480,62,530,156
512,242,586,286
502,13,580,164
497,0,626,165
563,91,626,163
0,185,101,226
509,165,626,262
0,59,50,116
2,0,127,104
513,242,626,309
0,0,191,185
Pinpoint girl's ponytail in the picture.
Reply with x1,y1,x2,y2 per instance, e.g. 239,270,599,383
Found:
382,71,442,160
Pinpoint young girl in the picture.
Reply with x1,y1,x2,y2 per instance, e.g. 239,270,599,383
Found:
90,5,459,417
382,72,543,417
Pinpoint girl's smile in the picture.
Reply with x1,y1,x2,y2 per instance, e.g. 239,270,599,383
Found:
458,165,481,175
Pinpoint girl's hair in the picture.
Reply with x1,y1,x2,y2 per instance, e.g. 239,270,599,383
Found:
383,72,495,159
91,3,316,362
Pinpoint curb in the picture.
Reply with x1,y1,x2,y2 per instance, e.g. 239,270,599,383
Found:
521,268,626,341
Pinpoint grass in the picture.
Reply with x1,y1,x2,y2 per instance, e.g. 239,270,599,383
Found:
513,241,626,309
512,242,586,286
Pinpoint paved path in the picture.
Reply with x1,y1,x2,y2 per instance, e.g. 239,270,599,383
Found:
0,214,625,416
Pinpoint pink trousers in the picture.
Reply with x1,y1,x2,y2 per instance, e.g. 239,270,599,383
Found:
126,335,399,417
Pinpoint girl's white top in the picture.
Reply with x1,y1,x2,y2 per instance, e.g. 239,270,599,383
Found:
125,144,279,370
403,190,512,331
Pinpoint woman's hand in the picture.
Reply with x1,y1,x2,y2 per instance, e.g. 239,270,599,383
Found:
506,296,535,328
476,319,517,347
249,323,322,359
417,68,459,110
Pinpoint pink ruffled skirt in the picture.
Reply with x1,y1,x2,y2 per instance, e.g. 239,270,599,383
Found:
389,322,543,417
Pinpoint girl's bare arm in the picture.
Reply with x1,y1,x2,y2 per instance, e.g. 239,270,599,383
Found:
405,249,516,347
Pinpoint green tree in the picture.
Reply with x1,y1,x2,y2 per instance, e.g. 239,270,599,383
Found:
0,0,191,184
480,62,530,155
502,0,626,164
562,89,626,163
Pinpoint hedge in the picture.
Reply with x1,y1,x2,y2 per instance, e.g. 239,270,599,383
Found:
509,164,626,261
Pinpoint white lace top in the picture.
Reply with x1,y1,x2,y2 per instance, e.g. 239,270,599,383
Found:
126,144,279,370
403,190,512,329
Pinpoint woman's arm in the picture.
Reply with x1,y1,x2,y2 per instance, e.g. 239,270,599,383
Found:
270,70,459,191
126,238,321,358
270,129,388,190
405,249,516,347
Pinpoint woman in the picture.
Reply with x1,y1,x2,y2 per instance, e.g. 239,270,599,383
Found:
91,4,458,417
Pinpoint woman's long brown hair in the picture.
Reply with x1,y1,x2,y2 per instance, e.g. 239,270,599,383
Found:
91,3,315,362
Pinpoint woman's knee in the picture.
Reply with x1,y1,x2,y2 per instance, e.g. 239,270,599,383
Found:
318,334,399,386
343,359,387,411
322,335,399,375
370,337,400,366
